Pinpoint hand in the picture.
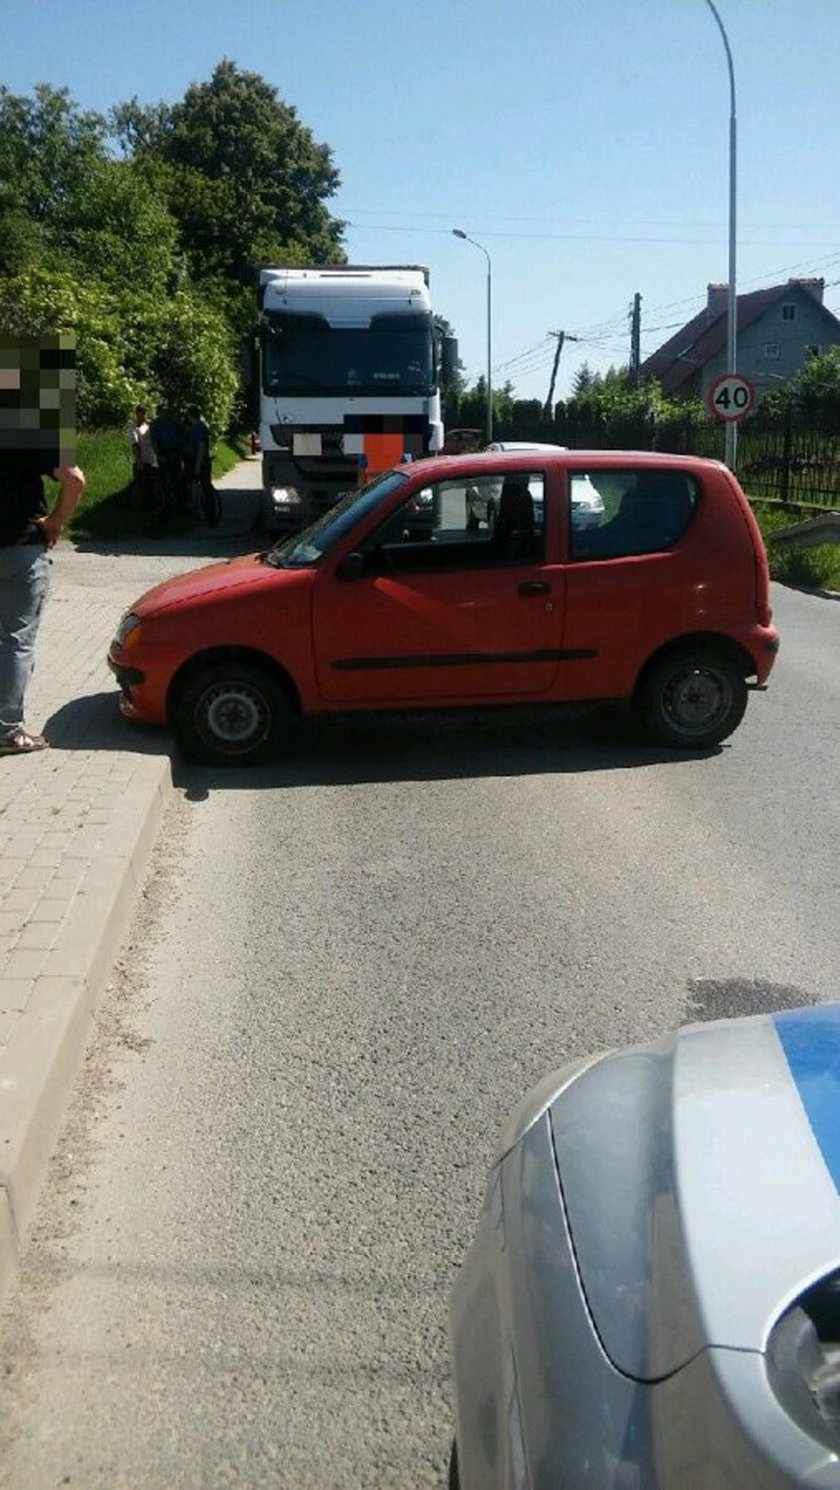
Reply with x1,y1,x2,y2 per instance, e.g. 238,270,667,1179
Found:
33,513,63,549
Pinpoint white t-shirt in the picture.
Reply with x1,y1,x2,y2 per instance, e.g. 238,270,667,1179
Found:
129,420,155,467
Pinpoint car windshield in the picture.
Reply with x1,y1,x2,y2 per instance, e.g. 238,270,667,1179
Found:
266,471,409,567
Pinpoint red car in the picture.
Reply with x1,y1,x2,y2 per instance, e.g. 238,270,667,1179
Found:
108,451,779,765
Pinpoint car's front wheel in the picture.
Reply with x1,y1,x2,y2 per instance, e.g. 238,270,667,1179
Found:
637,648,747,749
172,660,291,765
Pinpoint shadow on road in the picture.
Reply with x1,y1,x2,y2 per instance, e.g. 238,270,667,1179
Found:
71,524,262,562
44,693,171,754
175,707,721,795
45,694,723,783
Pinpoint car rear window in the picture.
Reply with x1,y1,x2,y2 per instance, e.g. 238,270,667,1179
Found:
570,471,699,561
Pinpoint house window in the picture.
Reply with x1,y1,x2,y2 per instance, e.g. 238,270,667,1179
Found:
764,342,780,359
781,302,796,321
806,344,821,359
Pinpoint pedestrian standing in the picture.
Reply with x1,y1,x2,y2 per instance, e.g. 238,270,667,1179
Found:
0,453,86,753
150,405,184,507
185,408,212,507
128,403,155,507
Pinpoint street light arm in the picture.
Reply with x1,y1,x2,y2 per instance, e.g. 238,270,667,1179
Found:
703,0,736,116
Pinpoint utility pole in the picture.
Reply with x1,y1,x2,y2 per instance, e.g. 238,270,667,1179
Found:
629,293,642,387
543,330,580,421
543,331,565,420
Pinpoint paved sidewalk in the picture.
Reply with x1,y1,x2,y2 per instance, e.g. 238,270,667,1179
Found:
0,461,262,1300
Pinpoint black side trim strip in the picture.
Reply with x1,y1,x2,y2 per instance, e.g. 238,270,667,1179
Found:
333,648,597,672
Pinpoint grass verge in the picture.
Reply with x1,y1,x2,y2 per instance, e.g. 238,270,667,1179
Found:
750,500,840,593
67,428,251,540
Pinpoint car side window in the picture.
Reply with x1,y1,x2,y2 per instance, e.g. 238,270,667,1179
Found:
362,474,546,572
569,471,698,561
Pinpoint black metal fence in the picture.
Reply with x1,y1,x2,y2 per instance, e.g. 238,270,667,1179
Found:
493,410,840,508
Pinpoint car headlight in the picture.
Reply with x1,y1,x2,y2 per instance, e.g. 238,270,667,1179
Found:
270,486,302,508
113,612,142,650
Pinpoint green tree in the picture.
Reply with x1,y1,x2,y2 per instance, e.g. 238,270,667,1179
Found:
0,84,106,226
454,376,515,431
113,61,345,287
56,156,183,296
763,346,840,431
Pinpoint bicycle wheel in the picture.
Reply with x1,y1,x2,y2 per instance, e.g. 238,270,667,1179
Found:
200,479,222,528
145,469,169,520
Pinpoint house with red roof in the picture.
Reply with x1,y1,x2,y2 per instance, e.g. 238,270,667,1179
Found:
639,278,840,405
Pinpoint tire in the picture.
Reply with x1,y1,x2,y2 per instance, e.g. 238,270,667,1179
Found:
172,661,290,765
448,1440,460,1490
637,648,747,749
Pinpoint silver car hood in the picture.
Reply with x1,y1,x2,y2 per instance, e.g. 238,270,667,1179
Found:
548,1004,840,1381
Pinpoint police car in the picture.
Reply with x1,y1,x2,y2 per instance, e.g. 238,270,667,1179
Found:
449,1003,840,1488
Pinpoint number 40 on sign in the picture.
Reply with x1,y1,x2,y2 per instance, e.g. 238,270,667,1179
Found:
706,372,756,422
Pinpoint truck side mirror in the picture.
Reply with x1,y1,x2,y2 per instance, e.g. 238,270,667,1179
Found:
239,334,257,387
440,335,459,389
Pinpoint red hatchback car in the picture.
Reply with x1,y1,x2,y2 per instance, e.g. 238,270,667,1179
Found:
108,451,779,765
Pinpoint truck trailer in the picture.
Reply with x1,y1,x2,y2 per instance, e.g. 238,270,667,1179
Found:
257,264,453,534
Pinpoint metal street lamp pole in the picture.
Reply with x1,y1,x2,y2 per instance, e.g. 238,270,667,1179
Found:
703,0,738,470
453,229,493,443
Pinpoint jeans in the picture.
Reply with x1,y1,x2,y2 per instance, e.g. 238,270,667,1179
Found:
0,544,51,734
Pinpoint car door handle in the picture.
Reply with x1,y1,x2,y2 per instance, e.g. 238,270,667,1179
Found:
518,580,550,597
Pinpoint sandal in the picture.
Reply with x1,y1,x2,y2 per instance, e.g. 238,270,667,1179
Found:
0,728,49,754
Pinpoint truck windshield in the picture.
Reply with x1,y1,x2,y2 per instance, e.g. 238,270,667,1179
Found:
262,314,435,398
267,471,409,568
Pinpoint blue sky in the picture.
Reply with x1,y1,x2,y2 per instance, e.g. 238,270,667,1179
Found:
5,0,840,403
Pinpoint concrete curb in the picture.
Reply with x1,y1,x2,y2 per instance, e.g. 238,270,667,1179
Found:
0,459,263,1304
0,754,172,1300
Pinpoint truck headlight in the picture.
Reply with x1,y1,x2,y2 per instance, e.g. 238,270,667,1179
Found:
270,486,302,508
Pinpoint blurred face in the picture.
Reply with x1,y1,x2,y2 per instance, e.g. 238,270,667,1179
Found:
0,334,77,464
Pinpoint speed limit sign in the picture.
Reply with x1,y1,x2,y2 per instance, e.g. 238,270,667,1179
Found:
707,372,756,422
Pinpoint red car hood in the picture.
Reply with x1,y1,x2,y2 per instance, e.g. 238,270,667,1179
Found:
133,552,292,615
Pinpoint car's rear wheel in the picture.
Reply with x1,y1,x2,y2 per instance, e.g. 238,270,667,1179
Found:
637,648,747,749
172,660,291,765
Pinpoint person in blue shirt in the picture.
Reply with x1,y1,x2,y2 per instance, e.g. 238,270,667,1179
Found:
185,410,212,506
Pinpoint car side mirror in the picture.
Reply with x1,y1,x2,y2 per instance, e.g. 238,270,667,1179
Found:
337,550,366,580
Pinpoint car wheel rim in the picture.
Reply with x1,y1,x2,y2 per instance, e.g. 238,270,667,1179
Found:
198,681,269,751
662,665,731,736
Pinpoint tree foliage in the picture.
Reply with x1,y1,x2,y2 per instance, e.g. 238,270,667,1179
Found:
0,68,346,432
453,376,516,432
763,346,840,430
113,61,344,292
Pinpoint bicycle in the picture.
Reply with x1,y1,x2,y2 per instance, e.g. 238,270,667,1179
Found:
191,470,222,528
145,459,187,523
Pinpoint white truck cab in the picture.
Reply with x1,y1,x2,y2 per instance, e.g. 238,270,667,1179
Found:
257,265,449,533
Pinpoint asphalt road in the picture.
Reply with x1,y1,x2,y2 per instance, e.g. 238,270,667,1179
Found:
0,569,838,1489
